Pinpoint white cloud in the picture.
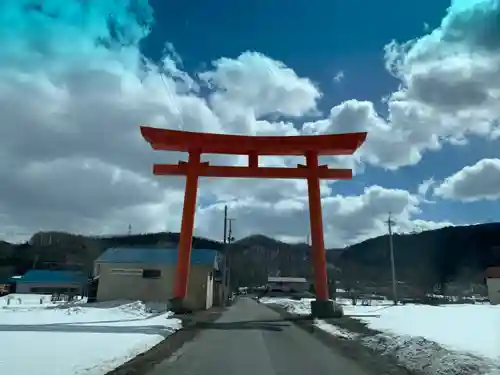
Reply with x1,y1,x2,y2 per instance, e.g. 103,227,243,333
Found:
304,0,500,169
0,0,455,246
197,186,450,247
333,71,344,83
417,177,437,203
434,158,500,202
198,51,321,134
418,178,435,197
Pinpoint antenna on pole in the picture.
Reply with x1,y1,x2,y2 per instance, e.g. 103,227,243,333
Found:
386,213,398,305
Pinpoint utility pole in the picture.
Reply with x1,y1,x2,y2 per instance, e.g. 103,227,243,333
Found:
227,218,235,245
221,206,229,305
386,213,398,305
223,206,228,245
226,218,236,301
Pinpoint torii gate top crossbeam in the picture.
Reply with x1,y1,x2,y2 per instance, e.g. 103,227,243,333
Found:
140,126,367,156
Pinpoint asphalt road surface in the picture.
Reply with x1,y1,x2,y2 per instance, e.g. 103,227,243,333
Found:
147,297,370,375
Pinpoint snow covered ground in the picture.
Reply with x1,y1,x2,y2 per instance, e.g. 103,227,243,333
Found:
0,294,182,375
260,297,500,375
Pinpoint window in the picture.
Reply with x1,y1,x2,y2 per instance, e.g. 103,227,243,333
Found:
213,269,222,282
142,269,162,279
111,268,142,276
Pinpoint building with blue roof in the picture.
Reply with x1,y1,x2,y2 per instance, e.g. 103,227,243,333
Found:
95,247,219,267
94,247,220,311
15,270,87,295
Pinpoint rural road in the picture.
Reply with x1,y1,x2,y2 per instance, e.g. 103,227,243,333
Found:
147,297,370,375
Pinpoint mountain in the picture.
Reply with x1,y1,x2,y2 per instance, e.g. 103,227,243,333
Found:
1,223,498,294
336,223,500,293
227,235,312,287
2,231,221,275
226,223,500,292
0,241,14,259
326,248,345,262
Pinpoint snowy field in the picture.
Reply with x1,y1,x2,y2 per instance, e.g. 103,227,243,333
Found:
260,297,500,375
0,294,182,375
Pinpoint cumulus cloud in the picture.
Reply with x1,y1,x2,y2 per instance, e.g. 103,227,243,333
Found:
434,158,500,201
197,186,450,247
417,177,437,204
304,0,500,169
0,0,455,246
418,178,435,197
199,52,321,127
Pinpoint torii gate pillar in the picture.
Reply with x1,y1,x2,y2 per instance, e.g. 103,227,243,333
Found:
140,126,367,317
174,151,201,301
306,152,328,297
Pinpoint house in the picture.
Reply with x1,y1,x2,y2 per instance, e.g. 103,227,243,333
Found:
267,276,310,293
485,267,500,305
0,266,15,295
15,270,87,295
94,247,218,311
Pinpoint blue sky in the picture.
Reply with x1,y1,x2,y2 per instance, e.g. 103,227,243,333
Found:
1,0,499,245
139,0,499,226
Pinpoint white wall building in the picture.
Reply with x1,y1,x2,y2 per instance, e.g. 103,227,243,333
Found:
485,267,500,305
267,276,309,293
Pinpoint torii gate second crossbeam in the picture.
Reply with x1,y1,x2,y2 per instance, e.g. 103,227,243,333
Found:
140,126,367,317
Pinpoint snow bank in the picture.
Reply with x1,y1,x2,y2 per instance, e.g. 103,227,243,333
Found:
259,297,313,315
0,295,182,375
314,319,358,340
260,297,500,375
349,304,500,361
362,334,499,375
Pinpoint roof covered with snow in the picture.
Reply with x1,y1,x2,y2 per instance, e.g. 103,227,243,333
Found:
17,270,86,284
96,247,218,266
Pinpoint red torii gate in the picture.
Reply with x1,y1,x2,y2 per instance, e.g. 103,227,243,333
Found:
140,126,367,317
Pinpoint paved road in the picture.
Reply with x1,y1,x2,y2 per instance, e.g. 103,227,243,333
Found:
147,297,370,375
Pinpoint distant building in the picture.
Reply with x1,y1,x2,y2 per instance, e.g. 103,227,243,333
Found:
267,276,309,293
486,267,500,305
0,266,15,295
15,270,87,295
94,247,218,311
